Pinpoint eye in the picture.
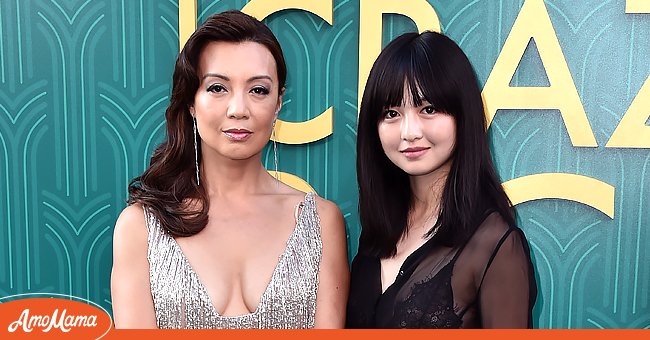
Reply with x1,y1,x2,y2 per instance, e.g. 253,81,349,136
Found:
422,106,437,115
250,86,270,95
383,110,400,120
207,84,226,93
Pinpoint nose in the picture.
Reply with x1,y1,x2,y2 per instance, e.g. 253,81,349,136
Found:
226,92,250,119
400,112,422,141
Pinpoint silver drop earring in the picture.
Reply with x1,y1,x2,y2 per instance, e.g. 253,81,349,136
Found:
193,116,200,186
272,120,279,181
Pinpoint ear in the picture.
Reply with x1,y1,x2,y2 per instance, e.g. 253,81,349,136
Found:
189,106,195,117
275,87,284,117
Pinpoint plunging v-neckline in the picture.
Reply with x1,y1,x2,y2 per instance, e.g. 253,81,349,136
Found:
169,193,308,318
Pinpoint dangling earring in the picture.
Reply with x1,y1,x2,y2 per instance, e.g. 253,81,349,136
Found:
272,120,279,182
193,116,200,186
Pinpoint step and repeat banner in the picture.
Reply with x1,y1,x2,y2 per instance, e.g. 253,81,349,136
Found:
0,0,648,329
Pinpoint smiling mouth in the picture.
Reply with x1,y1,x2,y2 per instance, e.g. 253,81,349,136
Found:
400,147,430,159
223,129,253,141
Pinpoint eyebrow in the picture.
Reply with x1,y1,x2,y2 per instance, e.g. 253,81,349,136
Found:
201,73,273,82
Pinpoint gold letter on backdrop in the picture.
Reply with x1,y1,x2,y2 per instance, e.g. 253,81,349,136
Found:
358,0,441,111
626,0,650,13
178,0,197,49
243,0,334,146
503,174,615,218
485,0,614,217
606,75,650,148
607,1,650,148
482,0,597,147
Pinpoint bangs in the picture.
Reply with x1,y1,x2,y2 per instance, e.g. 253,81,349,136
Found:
369,34,456,122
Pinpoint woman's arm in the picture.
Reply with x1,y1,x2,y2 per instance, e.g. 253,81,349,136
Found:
313,198,350,328
110,204,158,328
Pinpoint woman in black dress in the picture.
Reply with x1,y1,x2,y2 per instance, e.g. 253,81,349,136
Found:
347,31,537,328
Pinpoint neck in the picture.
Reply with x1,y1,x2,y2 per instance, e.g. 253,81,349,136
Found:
199,149,276,200
408,161,452,222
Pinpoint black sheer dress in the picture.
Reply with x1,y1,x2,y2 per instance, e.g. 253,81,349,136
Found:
346,212,537,328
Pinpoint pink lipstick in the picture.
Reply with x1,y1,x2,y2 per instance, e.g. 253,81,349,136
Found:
223,128,252,141
400,146,429,159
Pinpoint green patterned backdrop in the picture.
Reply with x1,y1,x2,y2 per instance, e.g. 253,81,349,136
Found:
0,0,648,329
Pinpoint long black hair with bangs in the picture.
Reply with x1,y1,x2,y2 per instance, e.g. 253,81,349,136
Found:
356,31,514,258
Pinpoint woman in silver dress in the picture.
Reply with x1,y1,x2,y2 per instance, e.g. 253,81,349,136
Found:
110,10,349,329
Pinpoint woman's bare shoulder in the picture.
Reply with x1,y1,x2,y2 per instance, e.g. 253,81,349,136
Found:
270,184,344,231
117,203,146,223
312,195,342,218
311,194,345,235
113,203,148,253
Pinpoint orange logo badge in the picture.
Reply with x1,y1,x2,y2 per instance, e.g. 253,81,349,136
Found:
0,294,113,339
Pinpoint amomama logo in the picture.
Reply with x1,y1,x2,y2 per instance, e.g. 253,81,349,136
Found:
8,308,98,332
0,294,112,339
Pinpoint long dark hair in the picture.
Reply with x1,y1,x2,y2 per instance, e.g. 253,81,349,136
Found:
356,31,514,258
128,10,287,237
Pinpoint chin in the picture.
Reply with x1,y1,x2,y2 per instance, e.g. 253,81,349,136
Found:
219,143,267,160
226,152,259,161
404,169,435,176
400,164,447,177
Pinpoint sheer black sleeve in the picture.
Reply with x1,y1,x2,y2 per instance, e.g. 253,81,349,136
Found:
477,227,536,328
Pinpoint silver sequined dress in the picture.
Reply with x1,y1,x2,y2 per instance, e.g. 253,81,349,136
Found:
144,192,322,329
